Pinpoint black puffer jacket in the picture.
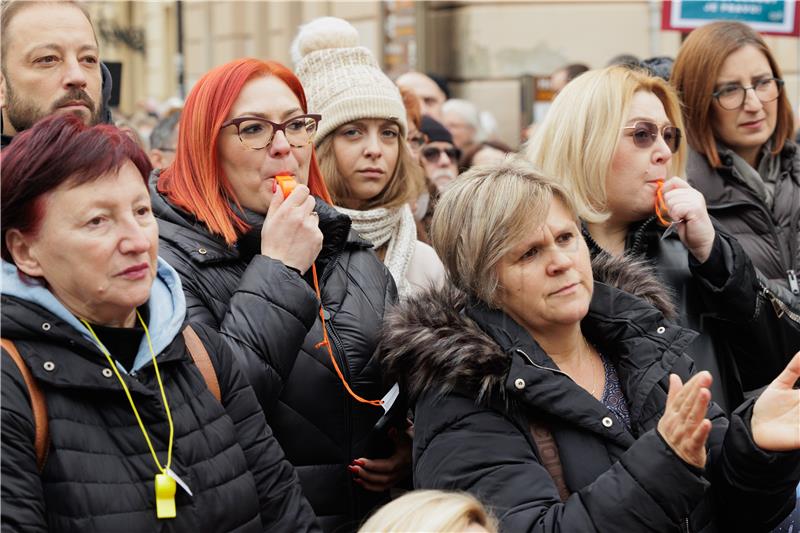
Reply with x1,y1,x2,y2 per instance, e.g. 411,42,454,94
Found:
687,144,800,309
584,223,798,408
151,181,397,532
380,256,800,533
1,279,318,531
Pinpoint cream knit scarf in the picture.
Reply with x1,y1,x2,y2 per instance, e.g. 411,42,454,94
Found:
336,204,416,298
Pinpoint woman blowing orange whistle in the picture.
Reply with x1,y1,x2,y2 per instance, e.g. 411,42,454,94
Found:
151,58,402,531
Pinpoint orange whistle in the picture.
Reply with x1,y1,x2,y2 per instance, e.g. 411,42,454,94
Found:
275,175,297,197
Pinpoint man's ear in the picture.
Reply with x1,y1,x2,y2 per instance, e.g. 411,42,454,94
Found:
5,229,45,278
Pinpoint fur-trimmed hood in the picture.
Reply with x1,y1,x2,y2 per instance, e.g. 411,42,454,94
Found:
379,253,684,406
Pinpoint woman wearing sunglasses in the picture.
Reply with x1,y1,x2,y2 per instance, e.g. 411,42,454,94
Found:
528,66,790,412
151,58,400,532
672,21,800,326
293,17,445,300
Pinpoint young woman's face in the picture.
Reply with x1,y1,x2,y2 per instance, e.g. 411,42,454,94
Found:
331,118,400,208
217,76,312,214
606,90,675,224
710,44,778,163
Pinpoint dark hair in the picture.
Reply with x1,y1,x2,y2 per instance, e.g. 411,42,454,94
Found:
606,53,640,68
149,109,182,151
640,56,674,81
561,63,590,82
671,21,794,167
1,114,152,262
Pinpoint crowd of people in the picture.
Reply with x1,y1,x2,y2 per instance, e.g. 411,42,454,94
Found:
1,1,799,532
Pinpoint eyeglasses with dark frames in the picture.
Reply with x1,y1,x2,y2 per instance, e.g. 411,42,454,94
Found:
622,121,681,153
221,114,321,150
711,77,783,111
421,145,461,163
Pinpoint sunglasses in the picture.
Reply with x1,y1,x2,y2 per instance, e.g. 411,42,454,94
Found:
622,121,681,153
421,146,461,163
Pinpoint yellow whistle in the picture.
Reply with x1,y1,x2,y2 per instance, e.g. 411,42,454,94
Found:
155,473,177,519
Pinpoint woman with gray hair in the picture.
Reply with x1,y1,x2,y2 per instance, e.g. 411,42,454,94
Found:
379,156,800,532
442,98,486,154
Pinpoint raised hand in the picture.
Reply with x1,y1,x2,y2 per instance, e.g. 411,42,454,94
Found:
657,371,714,469
260,183,323,274
661,177,716,263
752,351,800,452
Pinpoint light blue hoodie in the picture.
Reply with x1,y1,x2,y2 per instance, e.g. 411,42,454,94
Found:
1,257,186,373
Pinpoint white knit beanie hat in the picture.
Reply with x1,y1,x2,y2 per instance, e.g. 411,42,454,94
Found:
292,17,408,144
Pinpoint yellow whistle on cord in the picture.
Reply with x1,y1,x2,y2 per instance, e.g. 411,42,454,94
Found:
155,473,177,519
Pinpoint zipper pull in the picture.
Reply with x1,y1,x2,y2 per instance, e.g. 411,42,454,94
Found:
787,269,799,295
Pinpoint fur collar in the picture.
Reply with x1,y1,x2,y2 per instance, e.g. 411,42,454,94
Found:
380,253,679,405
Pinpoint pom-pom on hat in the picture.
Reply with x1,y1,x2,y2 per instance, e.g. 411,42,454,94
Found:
292,17,408,144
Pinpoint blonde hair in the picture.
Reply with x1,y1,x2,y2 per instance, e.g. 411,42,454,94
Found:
359,490,497,533
316,131,424,210
526,66,686,223
431,156,578,306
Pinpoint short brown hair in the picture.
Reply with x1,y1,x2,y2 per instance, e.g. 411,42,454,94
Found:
431,155,578,306
671,21,794,167
316,133,423,210
1,0,96,65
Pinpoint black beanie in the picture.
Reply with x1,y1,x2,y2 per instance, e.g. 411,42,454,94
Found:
420,115,453,145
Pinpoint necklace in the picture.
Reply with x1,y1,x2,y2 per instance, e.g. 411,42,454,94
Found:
82,311,177,520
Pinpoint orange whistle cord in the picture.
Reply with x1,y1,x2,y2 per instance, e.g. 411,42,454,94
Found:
654,180,672,227
277,175,382,407
310,245,383,407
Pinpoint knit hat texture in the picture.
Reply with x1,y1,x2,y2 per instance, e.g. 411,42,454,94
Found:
292,17,408,144
419,115,453,145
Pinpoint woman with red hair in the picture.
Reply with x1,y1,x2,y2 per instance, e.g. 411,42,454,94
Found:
151,58,400,532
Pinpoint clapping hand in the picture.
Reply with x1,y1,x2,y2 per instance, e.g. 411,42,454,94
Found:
752,351,800,452
660,178,716,263
657,371,714,469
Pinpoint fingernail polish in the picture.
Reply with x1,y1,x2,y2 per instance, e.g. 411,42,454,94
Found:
347,465,358,474
272,181,277,193
353,460,366,467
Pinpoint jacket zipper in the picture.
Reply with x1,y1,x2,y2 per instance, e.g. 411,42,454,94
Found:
707,199,797,293
515,349,572,380
680,516,691,533
760,283,800,325
317,249,359,518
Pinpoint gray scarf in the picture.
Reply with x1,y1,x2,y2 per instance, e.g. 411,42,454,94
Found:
721,142,782,209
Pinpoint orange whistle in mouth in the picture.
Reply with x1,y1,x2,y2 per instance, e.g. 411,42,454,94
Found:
275,175,297,197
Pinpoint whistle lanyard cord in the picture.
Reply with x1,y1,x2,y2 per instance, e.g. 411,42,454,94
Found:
654,180,672,227
310,263,383,407
82,311,174,473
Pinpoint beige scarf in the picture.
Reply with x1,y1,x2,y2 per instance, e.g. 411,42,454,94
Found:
335,204,417,298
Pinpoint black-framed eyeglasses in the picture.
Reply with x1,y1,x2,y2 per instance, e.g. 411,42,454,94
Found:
622,121,681,153
421,145,461,163
711,77,783,111
221,113,321,150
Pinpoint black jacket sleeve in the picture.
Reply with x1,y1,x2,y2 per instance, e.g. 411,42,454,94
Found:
216,256,319,412
166,243,319,412
689,232,800,389
708,399,800,531
1,350,48,532
413,392,710,532
193,324,321,533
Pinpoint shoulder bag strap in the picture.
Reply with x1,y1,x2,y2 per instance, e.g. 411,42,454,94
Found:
181,326,221,402
529,420,570,502
1,338,49,472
